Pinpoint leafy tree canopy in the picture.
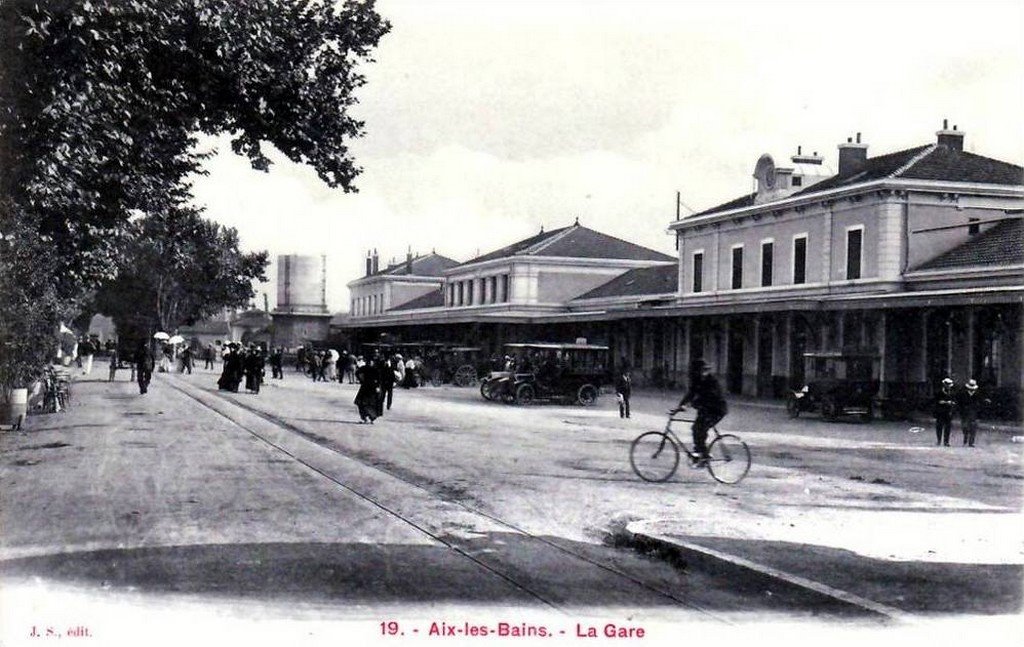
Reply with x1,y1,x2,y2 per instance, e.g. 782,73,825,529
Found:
93,208,269,341
0,0,389,294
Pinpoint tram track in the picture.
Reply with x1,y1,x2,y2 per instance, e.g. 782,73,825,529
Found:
166,375,736,622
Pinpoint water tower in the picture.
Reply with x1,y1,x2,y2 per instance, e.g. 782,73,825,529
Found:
272,254,332,348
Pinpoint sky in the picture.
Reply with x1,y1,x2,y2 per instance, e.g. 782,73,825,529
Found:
188,0,1024,313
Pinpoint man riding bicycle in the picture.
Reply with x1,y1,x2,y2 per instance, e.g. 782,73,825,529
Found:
671,359,727,464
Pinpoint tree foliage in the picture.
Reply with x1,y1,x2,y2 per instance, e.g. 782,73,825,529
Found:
93,209,269,340
0,0,389,386
1,0,389,293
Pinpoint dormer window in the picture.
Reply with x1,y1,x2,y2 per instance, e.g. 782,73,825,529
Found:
792,176,802,187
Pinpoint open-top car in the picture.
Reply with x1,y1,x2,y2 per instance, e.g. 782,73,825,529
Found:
787,352,880,422
487,342,610,406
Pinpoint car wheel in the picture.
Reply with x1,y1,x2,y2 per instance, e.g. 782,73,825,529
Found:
576,384,598,406
515,384,535,405
821,397,839,422
786,396,801,418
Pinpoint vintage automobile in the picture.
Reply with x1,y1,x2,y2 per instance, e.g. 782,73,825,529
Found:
490,342,610,406
787,352,880,422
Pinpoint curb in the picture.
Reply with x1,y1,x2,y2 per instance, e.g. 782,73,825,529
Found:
622,523,910,622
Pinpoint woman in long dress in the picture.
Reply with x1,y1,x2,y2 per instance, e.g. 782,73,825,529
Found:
244,346,264,394
354,359,380,423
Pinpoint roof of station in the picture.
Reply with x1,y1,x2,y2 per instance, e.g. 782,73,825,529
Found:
457,222,674,267
691,142,1023,219
574,263,678,301
916,218,1024,271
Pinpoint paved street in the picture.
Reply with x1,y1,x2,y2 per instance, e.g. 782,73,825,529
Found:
2,361,1022,646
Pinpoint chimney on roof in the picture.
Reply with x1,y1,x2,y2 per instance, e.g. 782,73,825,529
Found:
837,132,868,176
406,247,413,275
936,119,965,152
372,248,379,274
791,145,825,166
365,250,372,276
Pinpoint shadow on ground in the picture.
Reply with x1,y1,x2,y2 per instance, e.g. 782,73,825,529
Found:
677,536,1023,615
0,532,876,618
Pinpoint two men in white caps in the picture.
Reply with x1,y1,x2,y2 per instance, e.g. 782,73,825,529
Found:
936,376,990,448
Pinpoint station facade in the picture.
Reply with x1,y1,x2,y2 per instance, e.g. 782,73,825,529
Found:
340,124,1023,416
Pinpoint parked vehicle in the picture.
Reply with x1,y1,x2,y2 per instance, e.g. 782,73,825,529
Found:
490,342,610,406
787,352,880,422
428,346,485,387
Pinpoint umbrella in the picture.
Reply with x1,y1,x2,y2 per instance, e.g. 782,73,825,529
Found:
153,332,170,340
168,335,185,344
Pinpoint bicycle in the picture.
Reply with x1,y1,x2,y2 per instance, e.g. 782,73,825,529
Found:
629,410,751,484
41,366,73,413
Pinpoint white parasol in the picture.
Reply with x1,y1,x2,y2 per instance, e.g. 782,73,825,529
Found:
168,335,185,345
153,332,170,340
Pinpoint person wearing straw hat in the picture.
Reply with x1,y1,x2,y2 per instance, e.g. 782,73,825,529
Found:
957,379,990,448
933,377,957,447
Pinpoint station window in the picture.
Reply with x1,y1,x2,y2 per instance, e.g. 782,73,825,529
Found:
793,235,807,285
692,251,704,293
731,245,743,289
761,240,774,287
846,227,863,280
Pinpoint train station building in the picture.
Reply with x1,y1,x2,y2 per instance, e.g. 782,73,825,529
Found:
340,123,1023,415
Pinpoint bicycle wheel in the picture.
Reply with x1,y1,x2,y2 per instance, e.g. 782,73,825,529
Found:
706,434,751,484
629,431,680,482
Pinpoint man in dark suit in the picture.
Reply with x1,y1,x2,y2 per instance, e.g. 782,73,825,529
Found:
134,342,155,395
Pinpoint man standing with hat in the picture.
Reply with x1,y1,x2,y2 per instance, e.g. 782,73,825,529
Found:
934,377,957,447
958,379,989,448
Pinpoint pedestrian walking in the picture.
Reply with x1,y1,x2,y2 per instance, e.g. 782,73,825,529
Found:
244,345,264,394
615,367,632,419
159,344,172,373
934,377,957,447
354,358,381,423
269,347,284,379
377,355,396,415
326,349,339,382
133,342,155,395
958,379,990,448
393,353,406,388
343,351,356,384
203,343,216,370
180,346,194,374
403,356,419,388
108,347,119,382
80,337,95,375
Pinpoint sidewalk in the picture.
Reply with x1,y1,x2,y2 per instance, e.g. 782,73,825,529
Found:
626,387,1023,435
